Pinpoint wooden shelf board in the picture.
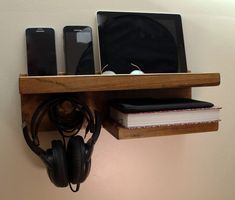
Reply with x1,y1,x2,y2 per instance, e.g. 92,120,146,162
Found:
20,88,192,129
103,120,219,139
19,73,220,94
19,72,220,137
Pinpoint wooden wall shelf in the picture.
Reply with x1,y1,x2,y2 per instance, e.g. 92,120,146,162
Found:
19,72,221,139
19,73,220,94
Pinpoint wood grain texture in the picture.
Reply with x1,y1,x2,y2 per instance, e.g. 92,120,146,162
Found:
20,88,191,130
103,120,219,139
19,72,220,138
19,73,220,94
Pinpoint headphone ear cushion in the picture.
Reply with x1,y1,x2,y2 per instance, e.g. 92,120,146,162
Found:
67,136,85,184
80,147,91,183
46,140,69,187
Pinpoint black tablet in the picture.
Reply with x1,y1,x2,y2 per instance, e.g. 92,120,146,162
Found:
97,11,187,74
110,98,214,113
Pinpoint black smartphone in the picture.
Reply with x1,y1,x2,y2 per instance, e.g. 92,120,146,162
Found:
63,26,95,75
25,28,57,76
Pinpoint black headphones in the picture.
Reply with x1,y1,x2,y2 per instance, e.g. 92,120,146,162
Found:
22,96,101,192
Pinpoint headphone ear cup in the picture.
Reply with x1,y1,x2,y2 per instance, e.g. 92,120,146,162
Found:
67,136,90,184
80,144,91,183
45,140,69,187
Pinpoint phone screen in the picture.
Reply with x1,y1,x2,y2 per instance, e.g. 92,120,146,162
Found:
64,26,95,75
26,28,57,76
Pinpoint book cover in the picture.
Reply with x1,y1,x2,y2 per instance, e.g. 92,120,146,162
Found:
110,98,214,113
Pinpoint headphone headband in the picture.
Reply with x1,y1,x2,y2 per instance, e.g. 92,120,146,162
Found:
23,96,101,164
31,96,97,143
22,96,102,192
22,123,52,167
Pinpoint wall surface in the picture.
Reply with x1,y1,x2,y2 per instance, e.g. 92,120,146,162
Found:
0,0,234,200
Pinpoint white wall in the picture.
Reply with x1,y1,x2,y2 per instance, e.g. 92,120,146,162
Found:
0,0,234,199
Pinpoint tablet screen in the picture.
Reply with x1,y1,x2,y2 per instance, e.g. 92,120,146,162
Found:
97,11,187,74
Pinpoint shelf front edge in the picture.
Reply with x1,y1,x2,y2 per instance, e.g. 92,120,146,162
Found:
103,120,219,139
19,73,220,94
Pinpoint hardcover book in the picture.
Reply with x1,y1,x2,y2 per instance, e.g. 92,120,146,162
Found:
109,98,220,128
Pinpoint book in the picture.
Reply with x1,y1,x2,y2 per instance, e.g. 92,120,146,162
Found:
109,98,220,128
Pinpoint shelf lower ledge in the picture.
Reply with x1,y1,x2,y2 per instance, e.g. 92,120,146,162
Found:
103,120,219,139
